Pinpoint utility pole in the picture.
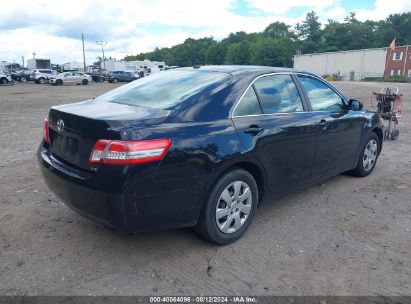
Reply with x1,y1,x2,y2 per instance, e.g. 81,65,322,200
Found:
96,41,107,73
22,56,25,67
82,34,86,72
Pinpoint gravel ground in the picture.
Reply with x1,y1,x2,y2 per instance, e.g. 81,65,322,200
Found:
0,81,410,296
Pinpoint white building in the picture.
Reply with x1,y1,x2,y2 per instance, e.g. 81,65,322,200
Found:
63,61,86,72
26,58,51,70
293,48,387,81
103,60,126,72
103,59,166,73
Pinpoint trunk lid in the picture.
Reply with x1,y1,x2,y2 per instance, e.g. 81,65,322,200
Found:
48,99,170,171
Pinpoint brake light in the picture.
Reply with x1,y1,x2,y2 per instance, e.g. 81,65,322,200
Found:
89,139,171,165
44,118,50,144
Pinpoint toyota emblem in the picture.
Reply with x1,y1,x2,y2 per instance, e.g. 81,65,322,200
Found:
56,119,65,132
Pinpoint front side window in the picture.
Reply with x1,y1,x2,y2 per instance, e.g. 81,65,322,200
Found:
298,76,344,111
253,74,304,114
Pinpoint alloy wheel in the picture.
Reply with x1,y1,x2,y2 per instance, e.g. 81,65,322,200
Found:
215,181,252,234
363,139,378,172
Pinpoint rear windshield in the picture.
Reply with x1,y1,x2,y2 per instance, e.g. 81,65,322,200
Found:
95,70,229,109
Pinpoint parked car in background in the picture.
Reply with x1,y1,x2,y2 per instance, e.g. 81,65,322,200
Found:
0,72,12,84
88,73,105,83
130,72,140,79
32,69,57,84
38,66,383,245
49,72,92,85
106,71,138,83
11,69,31,82
165,66,179,70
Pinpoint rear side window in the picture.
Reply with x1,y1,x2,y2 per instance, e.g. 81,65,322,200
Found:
298,76,344,111
234,87,262,116
96,70,229,109
253,75,303,114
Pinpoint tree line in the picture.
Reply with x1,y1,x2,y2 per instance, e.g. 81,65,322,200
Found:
124,11,411,67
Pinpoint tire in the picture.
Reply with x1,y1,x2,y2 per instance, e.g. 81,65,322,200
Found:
113,78,118,83
20,76,27,82
391,129,399,140
195,168,258,245
82,79,88,85
37,77,45,84
349,133,380,177
0,78,8,85
56,79,63,86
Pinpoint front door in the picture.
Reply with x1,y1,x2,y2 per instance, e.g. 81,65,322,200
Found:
64,72,76,84
232,73,318,192
296,75,364,178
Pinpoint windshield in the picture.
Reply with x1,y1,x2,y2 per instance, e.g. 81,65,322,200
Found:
95,69,229,109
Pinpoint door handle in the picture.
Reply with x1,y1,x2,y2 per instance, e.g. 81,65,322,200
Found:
244,126,263,136
317,120,329,130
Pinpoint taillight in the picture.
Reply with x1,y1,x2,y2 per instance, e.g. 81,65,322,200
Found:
89,139,171,165
44,118,50,144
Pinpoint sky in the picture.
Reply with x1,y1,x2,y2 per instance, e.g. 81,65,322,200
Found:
0,0,410,66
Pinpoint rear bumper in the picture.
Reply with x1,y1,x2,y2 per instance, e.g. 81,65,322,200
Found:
38,143,206,233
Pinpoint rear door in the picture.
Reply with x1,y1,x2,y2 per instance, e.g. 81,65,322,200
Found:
120,71,126,81
114,71,122,81
296,74,364,177
73,72,83,83
232,73,318,192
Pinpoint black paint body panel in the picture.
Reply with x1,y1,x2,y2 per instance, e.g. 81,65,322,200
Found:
38,66,383,232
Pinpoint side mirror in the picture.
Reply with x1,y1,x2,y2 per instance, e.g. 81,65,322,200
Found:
348,99,363,111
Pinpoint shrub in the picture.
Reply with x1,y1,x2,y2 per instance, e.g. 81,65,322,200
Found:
384,76,407,83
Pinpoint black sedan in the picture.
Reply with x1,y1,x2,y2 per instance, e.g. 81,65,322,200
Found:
38,66,383,244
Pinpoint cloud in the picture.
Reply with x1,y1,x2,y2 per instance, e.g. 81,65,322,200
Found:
0,0,410,65
245,0,336,15
324,7,347,20
0,0,305,64
354,0,411,21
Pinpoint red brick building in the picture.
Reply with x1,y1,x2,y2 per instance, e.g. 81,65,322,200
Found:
384,45,411,79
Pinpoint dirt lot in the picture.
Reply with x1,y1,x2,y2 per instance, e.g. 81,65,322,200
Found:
0,81,410,296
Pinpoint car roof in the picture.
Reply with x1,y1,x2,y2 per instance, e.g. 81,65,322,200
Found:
176,65,316,77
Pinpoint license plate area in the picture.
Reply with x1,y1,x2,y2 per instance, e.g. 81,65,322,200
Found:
50,129,80,161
